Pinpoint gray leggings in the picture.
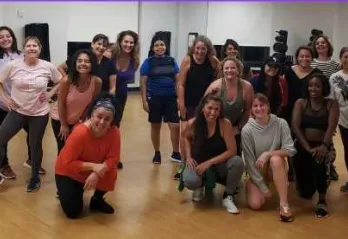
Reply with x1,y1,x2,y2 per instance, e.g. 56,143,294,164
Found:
183,155,244,195
0,111,49,178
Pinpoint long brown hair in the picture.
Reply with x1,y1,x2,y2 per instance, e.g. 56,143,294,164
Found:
113,30,140,70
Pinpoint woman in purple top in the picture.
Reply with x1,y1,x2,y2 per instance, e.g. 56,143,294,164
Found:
112,30,139,120
112,30,140,169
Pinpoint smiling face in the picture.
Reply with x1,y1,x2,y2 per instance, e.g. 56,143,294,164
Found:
223,59,239,80
251,98,270,120
340,50,348,70
193,41,207,61
315,37,329,56
90,107,114,136
24,39,41,59
120,35,135,54
308,77,323,99
76,53,91,74
0,29,13,51
264,64,279,77
91,39,107,57
225,44,238,58
153,40,166,57
202,99,221,123
297,49,313,68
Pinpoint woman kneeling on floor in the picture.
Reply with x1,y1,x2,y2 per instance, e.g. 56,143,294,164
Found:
242,93,296,222
55,94,121,219
179,94,244,214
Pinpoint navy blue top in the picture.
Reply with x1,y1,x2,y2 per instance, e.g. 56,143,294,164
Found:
140,55,179,97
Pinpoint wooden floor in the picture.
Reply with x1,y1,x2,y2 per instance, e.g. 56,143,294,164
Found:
1,92,348,239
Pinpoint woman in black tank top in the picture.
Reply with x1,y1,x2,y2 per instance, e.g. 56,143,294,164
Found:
292,73,339,218
179,94,244,214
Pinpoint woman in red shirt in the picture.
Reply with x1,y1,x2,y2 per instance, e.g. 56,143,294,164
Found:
55,95,121,219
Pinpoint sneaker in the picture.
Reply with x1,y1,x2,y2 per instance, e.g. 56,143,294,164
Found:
117,161,123,169
279,202,294,222
170,152,182,163
330,165,339,181
27,177,41,192
315,203,329,218
0,165,16,179
192,188,204,202
222,195,239,214
152,151,161,164
23,160,47,175
90,196,115,214
0,175,4,185
340,182,348,192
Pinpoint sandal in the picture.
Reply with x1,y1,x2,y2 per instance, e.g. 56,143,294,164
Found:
279,203,294,222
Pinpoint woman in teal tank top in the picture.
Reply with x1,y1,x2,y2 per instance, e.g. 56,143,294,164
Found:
205,57,254,155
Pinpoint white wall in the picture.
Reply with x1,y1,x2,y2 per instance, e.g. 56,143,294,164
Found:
271,3,337,57
177,2,208,64
207,2,273,46
0,4,4,26
332,3,348,60
1,2,139,66
137,2,179,87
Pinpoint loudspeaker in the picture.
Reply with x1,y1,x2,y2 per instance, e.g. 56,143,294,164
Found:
24,23,51,61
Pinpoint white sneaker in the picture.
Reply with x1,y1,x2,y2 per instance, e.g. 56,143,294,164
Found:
192,188,204,202
222,195,239,214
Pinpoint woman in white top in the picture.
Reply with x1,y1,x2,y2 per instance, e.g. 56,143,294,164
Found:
328,47,348,192
0,36,62,191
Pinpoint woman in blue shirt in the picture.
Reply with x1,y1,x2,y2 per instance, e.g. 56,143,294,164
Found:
140,34,181,164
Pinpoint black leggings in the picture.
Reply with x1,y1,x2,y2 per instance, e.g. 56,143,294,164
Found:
339,125,348,172
293,141,331,198
0,108,31,167
55,174,107,219
0,111,48,178
51,119,74,154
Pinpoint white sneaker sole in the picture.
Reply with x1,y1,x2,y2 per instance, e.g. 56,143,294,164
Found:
170,157,182,163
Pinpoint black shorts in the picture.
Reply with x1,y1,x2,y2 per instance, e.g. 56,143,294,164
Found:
148,95,179,123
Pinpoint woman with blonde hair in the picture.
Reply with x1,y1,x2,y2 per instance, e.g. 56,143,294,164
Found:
0,37,61,190
205,57,254,156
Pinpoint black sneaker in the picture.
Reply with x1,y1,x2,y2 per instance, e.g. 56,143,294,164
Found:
315,203,329,218
152,151,161,164
117,161,123,169
90,196,114,214
27,177,41,192
330,165,339,181
173,172,181,180
170,152,182,163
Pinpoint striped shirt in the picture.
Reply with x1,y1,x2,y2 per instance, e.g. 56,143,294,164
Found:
311,58,340,79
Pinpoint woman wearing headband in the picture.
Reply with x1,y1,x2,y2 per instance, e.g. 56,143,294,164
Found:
55,94,121,219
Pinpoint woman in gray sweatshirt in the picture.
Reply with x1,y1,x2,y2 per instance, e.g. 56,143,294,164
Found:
241,93,296,222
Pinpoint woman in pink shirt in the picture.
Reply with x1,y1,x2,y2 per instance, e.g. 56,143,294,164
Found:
50,49,102,153
0,37,62,191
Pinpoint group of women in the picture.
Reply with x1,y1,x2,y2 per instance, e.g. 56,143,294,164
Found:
0,25,348,222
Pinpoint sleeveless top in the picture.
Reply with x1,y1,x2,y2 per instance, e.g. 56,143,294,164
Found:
301,99,330,131
115,57,135,96
192,120,227,163
219,78,244,126
51,78,95,125
185,55,216,107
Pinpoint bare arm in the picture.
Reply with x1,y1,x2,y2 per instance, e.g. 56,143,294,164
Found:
58,62,68,77
57,76,70,126
323,100,339,145
177,56,190,108
291,99,311,151
204,79,222,96
140,75,148,103
210,56,222,79
238,81,254,130
109,75,116,96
